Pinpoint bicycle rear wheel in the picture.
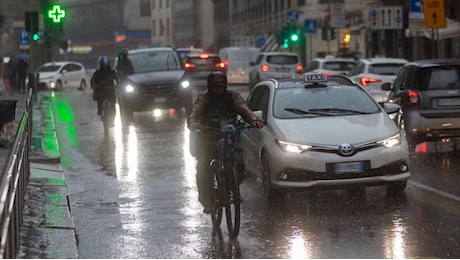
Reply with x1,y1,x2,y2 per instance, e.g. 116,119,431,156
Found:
211,168,223,227
225,164,241,238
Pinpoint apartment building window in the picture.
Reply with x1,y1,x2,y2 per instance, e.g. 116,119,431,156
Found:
167,18,170,36
298,0,305,6
159,0,162,9
152,0,155,9
152,20,156,37
140,0,150,17
166,0,169,8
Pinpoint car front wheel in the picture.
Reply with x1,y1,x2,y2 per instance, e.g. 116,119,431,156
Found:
261,153,285,200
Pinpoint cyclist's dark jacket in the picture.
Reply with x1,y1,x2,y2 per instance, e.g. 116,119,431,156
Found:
187,89,257,146
116,57,134,78
91,68,118,100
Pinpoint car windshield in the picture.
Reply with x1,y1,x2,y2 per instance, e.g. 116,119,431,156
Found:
415,66,460,90
323,61,356,71
37,65,61,72
369,63,405,75
267,55,298,65
129,50,182,73
273,84,380,119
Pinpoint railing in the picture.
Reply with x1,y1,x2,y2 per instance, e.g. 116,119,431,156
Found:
0,91,33,259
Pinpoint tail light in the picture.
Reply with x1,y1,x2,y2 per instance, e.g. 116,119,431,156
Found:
406,90,421,106
359,77,381,86
296,65,303,72
262,64,270,72
199,53,209,59
215,62,226,69
321,72,333,76
184,62,195,70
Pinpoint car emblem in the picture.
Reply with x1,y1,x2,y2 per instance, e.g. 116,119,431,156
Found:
338,143,354,156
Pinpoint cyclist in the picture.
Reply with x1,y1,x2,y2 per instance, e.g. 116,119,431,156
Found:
116,48,134,79
187,70,264,214
91,56,118,115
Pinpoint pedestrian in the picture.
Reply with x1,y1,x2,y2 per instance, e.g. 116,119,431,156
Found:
7,57,17,93
17,58,28,93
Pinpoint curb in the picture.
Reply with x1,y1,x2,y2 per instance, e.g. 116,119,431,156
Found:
18,92,78,259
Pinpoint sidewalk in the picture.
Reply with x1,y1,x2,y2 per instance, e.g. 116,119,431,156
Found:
0,91,78,258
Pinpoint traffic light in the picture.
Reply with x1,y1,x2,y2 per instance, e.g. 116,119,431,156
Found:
32,32,40,41
283,38,289,49
330,28,336,40
321,26,328,41
25,11,39,34
46,4,66,24
290,31,299,42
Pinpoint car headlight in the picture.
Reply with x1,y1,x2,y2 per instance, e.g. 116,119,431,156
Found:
276,139,312,153
181,80,190,89
377,133,401,148
125,84,136,93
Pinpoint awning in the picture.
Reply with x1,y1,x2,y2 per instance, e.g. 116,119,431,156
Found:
405,19,460,40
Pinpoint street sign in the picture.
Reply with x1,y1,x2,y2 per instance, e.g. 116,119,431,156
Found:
423,0,446,28
370,6,403,29
256,36,266,47
304,19,317,33
287,10,299,21
330,4,346,28
409,0,424,19
19,30,30,50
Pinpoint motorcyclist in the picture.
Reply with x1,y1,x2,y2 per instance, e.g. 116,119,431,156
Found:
187,70,264,214
91,56,118,115
116,48,134,79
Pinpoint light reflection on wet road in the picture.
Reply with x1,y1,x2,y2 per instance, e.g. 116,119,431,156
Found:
49,88,460,258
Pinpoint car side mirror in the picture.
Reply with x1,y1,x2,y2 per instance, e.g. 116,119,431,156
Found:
253,110,263,121
381,82,392,91
61,69,68,74
381,102,400,114
250,61,255,66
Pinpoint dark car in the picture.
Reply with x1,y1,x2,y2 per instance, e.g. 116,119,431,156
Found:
384,59,460,149
117,47,192,118
183,53,226,87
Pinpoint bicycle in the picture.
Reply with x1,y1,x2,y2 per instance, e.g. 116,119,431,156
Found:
100,86,116,133
199,123,245,238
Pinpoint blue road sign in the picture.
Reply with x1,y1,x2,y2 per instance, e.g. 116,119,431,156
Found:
287,10,299,21
409,0,424,19
256,36,266,47
304,19,317,33
19,30,29,49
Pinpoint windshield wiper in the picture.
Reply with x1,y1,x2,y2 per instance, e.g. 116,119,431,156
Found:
284,108,334,116
309,108,372,114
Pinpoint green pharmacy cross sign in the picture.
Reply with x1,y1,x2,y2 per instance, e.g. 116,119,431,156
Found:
48,4,66,23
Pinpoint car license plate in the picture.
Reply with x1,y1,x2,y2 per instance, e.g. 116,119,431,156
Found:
333,161,365,174
437,98,460,106
154,97,166,103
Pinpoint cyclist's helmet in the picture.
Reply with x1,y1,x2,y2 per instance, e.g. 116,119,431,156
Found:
98,56,110,70
119,48,129,59
207,71,227,91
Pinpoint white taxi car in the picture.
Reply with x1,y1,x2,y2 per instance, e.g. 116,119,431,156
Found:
241,74,410,199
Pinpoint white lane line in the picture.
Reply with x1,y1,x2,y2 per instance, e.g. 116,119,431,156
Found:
409,180,460,203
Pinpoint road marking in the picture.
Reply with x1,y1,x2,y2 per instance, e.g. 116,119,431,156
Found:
409,180,460,203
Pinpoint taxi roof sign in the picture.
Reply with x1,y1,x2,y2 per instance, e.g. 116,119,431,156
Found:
304,73,327,82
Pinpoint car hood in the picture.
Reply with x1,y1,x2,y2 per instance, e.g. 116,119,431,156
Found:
127,70,185,85
38,72,59,79
274,113,399,145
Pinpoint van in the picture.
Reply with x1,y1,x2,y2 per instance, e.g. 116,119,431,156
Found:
219,47,260,84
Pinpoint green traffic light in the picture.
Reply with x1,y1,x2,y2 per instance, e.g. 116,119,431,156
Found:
32,33,40,41
283,38,289,48
47,4,66,23
290,34,299,42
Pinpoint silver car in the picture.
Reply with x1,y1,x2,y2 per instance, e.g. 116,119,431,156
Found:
241,74,410,199
36,61,89,90
348,58,408,103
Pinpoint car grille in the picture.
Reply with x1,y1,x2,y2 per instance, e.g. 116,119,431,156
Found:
280,160,408,182
140,83,178,97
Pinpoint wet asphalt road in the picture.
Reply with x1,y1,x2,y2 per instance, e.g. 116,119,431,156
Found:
48,86,460,258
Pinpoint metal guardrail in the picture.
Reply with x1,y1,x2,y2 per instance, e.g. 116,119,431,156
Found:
0,91,33,259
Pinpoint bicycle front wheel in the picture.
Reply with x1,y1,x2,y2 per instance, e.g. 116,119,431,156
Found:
225,164,241,238
211,167,223,228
